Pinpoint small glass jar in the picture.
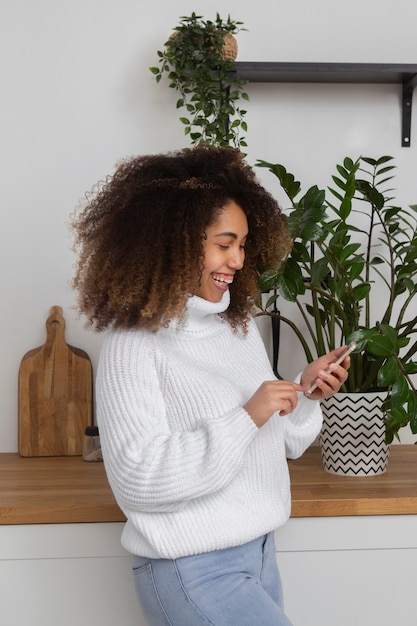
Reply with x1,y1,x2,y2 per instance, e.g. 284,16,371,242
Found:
82,425,103,462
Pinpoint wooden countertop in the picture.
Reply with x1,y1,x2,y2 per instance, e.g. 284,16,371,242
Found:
288,445,417,517
1,446,417,525
0,453,125,525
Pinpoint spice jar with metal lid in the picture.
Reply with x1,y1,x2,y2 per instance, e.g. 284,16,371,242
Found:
82,425,103,462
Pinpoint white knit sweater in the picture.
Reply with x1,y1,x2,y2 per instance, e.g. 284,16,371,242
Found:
96,291,322,559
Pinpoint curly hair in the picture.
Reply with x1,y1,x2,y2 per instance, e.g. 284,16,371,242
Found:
71,145,290,332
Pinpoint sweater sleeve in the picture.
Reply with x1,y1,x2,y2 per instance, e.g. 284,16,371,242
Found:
283,373,323,459
96,330,258,515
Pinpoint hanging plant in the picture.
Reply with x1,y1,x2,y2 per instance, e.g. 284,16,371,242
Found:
150,13,249,149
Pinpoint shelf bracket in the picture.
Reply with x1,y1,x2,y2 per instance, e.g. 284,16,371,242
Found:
402,74,417,147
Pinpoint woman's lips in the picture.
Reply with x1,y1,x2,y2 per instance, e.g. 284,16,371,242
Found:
212,273,234,289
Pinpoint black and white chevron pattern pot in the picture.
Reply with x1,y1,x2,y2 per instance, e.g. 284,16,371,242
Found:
319,392,390,476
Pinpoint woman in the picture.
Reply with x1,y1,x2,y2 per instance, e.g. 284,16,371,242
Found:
72,145,349,625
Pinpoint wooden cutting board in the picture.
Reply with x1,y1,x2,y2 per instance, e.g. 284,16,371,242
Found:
18,306,93,457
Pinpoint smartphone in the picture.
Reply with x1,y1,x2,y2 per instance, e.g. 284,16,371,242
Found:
304,341,357,396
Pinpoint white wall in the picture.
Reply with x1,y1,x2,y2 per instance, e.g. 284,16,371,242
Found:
1,0,416,452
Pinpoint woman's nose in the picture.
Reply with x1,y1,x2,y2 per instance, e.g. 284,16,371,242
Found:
228,247,245,269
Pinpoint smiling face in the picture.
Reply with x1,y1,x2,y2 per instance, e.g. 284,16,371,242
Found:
195,200,248,303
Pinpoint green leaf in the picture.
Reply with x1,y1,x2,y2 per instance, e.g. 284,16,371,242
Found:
409,392,417,433
377,357,399,387
348,260,366,281
258,270,280,292
332,175,348,191
405,361,417,375
291,241,310,263
282,282,303,301
384,405,409,442
301,185,326,209
343,156,356,170
334,279,346,300
366,333,394,357
390,376,410,405
348,328,376,350
255,161,301,201
283,257,304,282
264,293,279,309
339,243,361,262
355,179,385,210
310,257,331,284
336,164,350,180
378,323,399,346
352,283,371,301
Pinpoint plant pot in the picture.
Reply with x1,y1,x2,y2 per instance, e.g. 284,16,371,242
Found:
221,33,238,60
319,391,390,476
168,31,238,61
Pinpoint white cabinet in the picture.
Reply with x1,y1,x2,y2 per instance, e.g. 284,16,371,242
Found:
0,523,141,626
276,516,417,626
1,517,416,626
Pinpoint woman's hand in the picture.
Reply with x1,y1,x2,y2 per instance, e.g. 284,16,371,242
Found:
244,380,304,427
301,346,351,401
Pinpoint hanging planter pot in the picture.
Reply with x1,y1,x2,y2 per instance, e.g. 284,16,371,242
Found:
221,32,238,60
168,30,238,60
149,13,248,149
319,391,390,476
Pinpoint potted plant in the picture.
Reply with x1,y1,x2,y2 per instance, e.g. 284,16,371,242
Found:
149,12,249,149
255,155,417,474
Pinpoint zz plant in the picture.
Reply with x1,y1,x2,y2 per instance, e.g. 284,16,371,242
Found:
150,13,249,148
256,155,417,443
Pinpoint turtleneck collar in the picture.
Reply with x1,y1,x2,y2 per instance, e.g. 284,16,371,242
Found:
188,290,230,316
167,291,230,336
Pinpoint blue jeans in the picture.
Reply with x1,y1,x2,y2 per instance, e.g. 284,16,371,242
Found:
132,532,293,625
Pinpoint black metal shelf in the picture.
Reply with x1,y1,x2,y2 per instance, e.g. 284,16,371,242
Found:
234,62,417,147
